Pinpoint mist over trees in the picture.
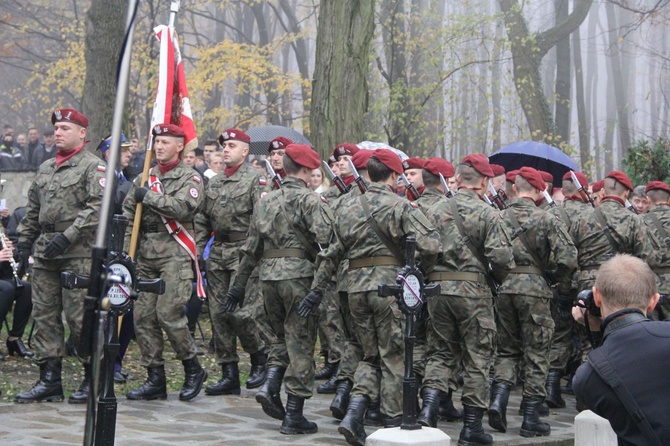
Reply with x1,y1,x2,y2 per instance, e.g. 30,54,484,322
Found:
1,0,670,180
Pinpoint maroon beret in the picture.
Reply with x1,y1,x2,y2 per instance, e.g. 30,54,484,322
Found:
219,128,250,145
461,154,494,177
403,157,426,170
490,163,506,177
371,149,403,174
285,143,320,169
51,108,89,128
646,181,670,194
606,170,633,191
506,169,519,183
517,167,546,191
352,150,373,170
152,123,185,138
539,170,553,183
332,143,360,161
268,136,293,152
592,180,604,193
424,158,455,178
562,171,589,189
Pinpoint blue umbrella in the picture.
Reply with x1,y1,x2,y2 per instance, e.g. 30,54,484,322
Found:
489,141,579,187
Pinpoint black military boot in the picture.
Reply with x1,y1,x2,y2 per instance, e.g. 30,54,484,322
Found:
316,368,339,394
518,399,549,415
315,356,338,380
280,394,318,434
439,389,464,421
15,358,64,403
459,405,492,446
246,351,268,389
545,369,566,408
364,400,384,426
487,382,511,433
256,366,286,420
205,362,240,396
520,397,551,437
418,387,443,428
383,415,402,427
330,378,353,420
126,365,167,400
68,364,91,404
338,395,369,446
180,356,208,401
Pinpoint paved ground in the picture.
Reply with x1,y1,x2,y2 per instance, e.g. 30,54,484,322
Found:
0,382,577,445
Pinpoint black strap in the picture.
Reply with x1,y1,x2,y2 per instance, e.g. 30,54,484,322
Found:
505,209,546,276
360,194,404,263
594,208,622,254
556,205,572,228
647,212,670,248
279,191,318,262
587,347,663,446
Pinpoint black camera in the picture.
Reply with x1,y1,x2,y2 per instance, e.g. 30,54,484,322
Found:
575,289,601,318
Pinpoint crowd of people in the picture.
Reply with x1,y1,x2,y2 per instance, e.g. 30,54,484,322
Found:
1,109,669,446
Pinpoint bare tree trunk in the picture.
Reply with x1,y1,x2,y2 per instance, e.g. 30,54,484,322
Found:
572,26,590,171
491,7,504,153
554,0,571,143
235,5,254,114
250,2,280,124
605,2,631,158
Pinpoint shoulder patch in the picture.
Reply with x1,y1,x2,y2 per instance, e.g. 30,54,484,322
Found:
259,178,267,186
190,187,199,198
410,201,418,208
321,196,328,203
97,165,106,172
192,176,201,184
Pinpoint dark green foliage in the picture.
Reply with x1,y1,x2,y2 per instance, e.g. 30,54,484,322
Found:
623,138,670,186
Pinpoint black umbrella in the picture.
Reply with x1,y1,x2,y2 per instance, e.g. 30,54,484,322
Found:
245,125,312,155
489,141,579,188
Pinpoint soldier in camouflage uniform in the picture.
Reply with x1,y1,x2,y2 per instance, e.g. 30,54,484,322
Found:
15,108,105,404
417,154,514,446
488,167,577,438
643,181,670,320
267,136,291,186
310,149,441,446
123,123,207,402
194,128,268,396
226,144,333,435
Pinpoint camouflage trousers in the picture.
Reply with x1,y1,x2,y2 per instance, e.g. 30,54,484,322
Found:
31,257,90,363
246,271,275,348
262,277,317,398
336,291,363,383
207,268,264,365
493,293,555,399
424,295,497,409
548,295,576,370
135,255,196,367
349,291,404,418
317,281,345,365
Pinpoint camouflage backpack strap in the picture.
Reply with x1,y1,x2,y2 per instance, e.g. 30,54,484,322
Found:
647,212,670,248
359,194,404,263
278,191,319,262
594,207,623,253
504,208,546,275
556,204,571,228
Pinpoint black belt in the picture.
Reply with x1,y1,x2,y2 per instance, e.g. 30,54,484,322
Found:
214,231,247,243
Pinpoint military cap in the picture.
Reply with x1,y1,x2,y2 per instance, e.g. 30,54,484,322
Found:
562,171,589,188
268,136,292,152
490,163,506,177
152,123,185,138
219,128,250,145
606,170,633,191
539,170,553,184
331,143,359,161
403,157,426,170
592,180,604,193
51,108,89,128
371,149,403,174
424,158,455,178
461,154,494,177
517,167,546,191
506,169,519,183
285,143,320,169
97,133,131,154
646,181,670,194
352,149,373,170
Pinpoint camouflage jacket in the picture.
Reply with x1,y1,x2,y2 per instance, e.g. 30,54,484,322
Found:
499,198,577,297
123,163,204,260
18,148,106,259
554,197,592,239
644,204,670,294
425,188,514,298
195,164,268,271
417,187,447,214
573,197,655,288
328,185,364,293
312,182,441,294
235,176,334,286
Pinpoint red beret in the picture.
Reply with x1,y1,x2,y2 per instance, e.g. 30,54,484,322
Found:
646,181,670,194
152,123,185,138
461,154,494,177
490,163,506,177
268,136,293,152
517,167,546,191
592,180,604,193
332,143,360,161
424,158,455,178
352,149,373,170
539,171,553,183
219,128,250,145
562,171,589,188
51,108,89,128
506,169,519,183
285,143,320,169
605,170,633,191
371,149,403,174
403,157,426,170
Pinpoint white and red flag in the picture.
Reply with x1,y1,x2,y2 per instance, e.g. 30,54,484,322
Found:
150,25,198,153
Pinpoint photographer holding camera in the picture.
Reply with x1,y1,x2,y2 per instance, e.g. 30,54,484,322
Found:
572,254,670,446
